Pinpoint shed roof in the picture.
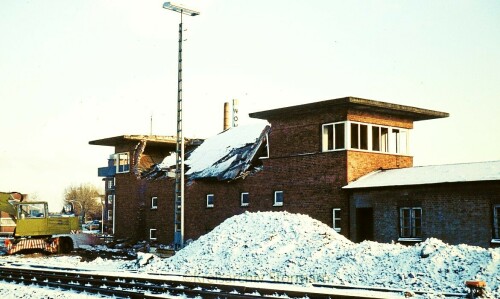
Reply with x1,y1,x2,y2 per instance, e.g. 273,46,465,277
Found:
344,160,500,189
249,97,449,121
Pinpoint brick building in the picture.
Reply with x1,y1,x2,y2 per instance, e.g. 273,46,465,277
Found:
89,96,500,247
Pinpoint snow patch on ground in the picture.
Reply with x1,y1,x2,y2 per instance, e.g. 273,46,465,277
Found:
123,211,500,297
1,211,499,298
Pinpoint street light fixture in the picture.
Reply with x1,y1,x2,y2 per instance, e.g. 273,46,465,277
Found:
163,2,200,16
163,2,199,250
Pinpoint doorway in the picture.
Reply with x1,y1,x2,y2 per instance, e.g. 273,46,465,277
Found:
356,208,374,242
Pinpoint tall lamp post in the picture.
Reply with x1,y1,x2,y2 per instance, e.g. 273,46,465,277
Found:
163,2,199,250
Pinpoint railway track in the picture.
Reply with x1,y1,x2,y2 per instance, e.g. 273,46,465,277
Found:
0,265,466,298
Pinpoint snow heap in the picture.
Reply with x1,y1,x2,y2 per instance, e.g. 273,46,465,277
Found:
126,211,500,297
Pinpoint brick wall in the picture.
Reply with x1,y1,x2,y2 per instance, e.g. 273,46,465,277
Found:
349,182,500,248
112,106,421,245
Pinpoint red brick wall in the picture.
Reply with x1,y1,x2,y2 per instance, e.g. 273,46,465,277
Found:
348,182,500,248
347,151,413,182
112,107,419,245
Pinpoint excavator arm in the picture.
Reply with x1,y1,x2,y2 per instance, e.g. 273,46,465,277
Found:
0,192,21,218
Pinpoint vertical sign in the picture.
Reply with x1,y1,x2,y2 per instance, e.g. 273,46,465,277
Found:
232,99,239,127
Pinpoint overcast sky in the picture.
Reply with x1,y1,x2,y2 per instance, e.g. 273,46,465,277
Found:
1,1,499,210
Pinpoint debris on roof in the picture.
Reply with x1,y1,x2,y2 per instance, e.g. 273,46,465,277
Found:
141,122,270,181
344,160,500,189
184,123,270,180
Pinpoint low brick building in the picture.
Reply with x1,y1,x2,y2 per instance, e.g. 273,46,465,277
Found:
89,96,499,248
344,162,500,248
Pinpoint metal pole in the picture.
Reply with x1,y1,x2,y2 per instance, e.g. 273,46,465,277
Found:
173,11,184,250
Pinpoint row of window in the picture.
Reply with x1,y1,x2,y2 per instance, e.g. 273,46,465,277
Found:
149,192,285,210
206,191,284,208
322,121,410,155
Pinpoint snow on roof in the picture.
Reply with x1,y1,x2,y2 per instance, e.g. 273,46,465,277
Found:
344,160,500,189
184,122,270,180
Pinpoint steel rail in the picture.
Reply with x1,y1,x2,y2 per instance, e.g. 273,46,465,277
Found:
0,265,463,298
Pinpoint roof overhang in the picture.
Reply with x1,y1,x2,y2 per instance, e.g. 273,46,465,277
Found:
89,135,178,147
249,97,449,121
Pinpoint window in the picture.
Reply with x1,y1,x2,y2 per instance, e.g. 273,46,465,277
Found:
333,208,341,232
322,122,345,151
399,207,422,240
149,229,157,240
322,121,409,155
493,205,500,240
107,178,115,190
107,209,113,220
259,134,269,159
274,191,284,207
112,152,130,173
151,196,158,210
107,194,114,205
206,194,214,208
241,192,249,207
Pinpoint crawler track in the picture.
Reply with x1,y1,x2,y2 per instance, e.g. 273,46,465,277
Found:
0,265,466,298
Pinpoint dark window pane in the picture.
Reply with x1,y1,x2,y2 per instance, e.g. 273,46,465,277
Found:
335,123,345,149
360,125,368,150
372,126,380,151
351,123,359,149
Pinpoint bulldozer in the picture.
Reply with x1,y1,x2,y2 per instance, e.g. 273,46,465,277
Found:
1,191,80,254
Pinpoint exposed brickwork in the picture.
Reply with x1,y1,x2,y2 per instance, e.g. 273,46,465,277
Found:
348,182,500,248
104,100,500,249
110,101,423,246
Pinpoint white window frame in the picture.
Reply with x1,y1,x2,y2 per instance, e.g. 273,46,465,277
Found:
493,204,500,241
241,192,249,207
332,208,341,232
107,178,115,190
107,194,114,205
206,194,214,208
261,133,270,159
273,191,284,207
112,152,130,173
399,207,422,241
322,122,346,151
322,121,410,155
149,228,157,240
151,196,158,210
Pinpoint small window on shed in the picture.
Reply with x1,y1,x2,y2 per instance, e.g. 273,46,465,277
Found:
493,205,500,240
274,191,284,207
241,192,249,207
399,207,422,240
206,194,214,208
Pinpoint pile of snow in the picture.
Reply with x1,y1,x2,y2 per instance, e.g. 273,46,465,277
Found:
124,211,500,297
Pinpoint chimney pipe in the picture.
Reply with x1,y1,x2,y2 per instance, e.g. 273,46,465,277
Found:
223,102,230,130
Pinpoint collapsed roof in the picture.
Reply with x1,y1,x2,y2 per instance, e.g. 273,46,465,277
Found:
143,123,271,181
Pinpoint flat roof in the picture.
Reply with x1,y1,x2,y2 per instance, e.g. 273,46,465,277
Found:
344,160,500,189
249,97,449,121
89,135,178,147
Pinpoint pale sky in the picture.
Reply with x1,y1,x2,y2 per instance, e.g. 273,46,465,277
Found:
1,1,499,210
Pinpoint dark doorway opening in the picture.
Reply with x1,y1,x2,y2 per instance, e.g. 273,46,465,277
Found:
356,208,374,242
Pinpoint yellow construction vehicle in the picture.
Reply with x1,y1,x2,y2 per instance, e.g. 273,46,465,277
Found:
1,192,80,254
